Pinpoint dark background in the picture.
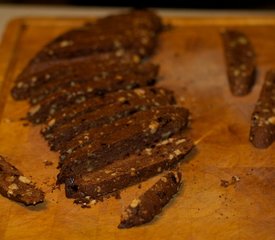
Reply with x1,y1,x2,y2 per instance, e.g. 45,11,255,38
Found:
1,0,275,9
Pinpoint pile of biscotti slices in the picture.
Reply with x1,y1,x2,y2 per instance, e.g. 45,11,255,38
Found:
7,10,194,228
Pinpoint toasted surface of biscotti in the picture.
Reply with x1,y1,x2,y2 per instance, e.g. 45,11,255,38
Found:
65,136,192,199
57,106,189,183
46,87,175,150
118,171,182,228
0,155,44,205
249,69,275,148
42,87,165,135
12,53,142,100
29,10,162,64
221,29,256,96
27,63,158,124
16,10,162,85
28,62,158,105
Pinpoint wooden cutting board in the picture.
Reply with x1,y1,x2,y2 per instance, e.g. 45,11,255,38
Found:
0,15,274,240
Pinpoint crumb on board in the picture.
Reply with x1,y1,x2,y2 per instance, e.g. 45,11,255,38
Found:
74,196,97,208
220,175,240,187
43,160,53,166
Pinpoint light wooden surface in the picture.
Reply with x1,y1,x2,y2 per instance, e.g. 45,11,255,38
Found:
0,15,274,240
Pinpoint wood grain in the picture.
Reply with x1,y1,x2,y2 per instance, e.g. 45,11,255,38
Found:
0,16,274,240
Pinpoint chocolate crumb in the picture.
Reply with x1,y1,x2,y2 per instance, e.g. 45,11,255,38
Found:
220,175,240,187
43,160,53,166
220,179,230,187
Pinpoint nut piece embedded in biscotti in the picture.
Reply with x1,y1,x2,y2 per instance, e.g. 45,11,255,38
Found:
221,29,256,96
118,171,182,228
0,155,45,205
249,69,275,148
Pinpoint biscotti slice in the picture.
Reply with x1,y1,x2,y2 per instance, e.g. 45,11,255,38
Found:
118,171,182,228
29,62,158,104
30,28,156,64
58,106,189,183
0,155,44,206
27,64,158,124
65,136,192,199
13,10,162,100
46,87,175,150
27,10,161,65
249,70,275,148
221,30,256,96
12,53,142,100
42,88,160,135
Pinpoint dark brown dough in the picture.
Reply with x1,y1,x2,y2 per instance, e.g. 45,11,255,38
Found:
45,87,175,150
0,155,44,206
27,63,158,124
221,29,256,96
249,69,275,148
65,136,191,199
118,171,182,228
58,106,189,183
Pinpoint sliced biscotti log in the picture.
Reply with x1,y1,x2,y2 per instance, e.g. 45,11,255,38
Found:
12,53,142,101
118,171,182,228
0,155,44,205
65,136,191,199
45,87,175,149
29,62,158,104
221,30,256,96
57,106,189,183
249,70,275,148
42,87,163,136
27,63,158,124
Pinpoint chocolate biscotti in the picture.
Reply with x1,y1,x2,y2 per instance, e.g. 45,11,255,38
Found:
11,53,141,100
41,87,165,136
18,10,162,83
29,62,158,104
6,10,197,229
27,63,158,124
118,171,182,228
249,70,275,148
221,30,256,96
57,106,189,183
32,10,161,62
65,136,192,199
12,53,142,100
0,155,44,205
44,87,175,149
